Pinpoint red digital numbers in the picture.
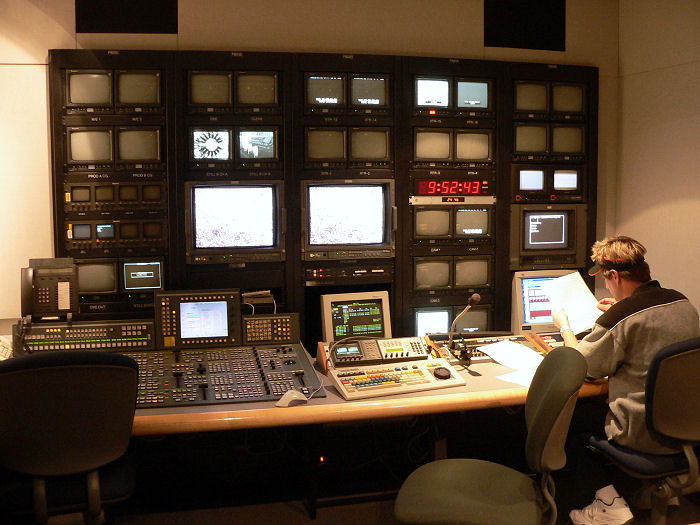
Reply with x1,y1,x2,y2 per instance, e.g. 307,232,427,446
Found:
417,180,483,195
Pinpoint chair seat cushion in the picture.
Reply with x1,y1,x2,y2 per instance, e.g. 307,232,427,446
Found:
394,458,542,525
584,434,693,478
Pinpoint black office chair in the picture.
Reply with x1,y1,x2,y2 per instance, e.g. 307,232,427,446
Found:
0,351,139,524
393,345,587,525
582,336,700,525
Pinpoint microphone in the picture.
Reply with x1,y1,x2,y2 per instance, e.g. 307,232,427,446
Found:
447,293,481,350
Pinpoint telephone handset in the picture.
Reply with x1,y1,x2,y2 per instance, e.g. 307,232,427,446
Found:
21,258,79,320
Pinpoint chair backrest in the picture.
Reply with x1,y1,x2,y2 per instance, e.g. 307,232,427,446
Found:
0,351,138,477
524,346,587,473
646,336,700,444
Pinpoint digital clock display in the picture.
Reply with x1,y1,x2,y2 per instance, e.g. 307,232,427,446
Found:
417,179,486,195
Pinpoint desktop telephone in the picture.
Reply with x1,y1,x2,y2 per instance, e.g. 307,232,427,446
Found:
21,258,79,320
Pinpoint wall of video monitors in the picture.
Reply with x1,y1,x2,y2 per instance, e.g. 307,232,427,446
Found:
48,49,598,345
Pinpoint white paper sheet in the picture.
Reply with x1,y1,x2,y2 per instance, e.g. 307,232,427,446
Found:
540,271,602,335
497,369,537,387
477,339,544,370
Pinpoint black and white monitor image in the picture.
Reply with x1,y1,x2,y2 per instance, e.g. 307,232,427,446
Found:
350,75,387,106
192,129,232,160
519,169,545,191
119,223,138,239
122,259,163,291
142,185,162,201
454,257,489,288
414,257,451,290
415,77,450,107
306,129,346,160
320,291,392,341
414,307,451,337
117,129,160,161
455,131,490,160
414,207,451,238
68,72,111,105
453,306,489,333
552,84,584,113
456,80,489,109
552,126,584,153
94,186,114,202
117,72,160,105
76,260,118,294
235,72,277,105
71,187,90,202
119,185,138,201
515,125,547,153
415,129,451,160
515,82,547,111
192,185,275,248
307,74,345,105
524,211,568,250
190,72,232,104
68,129,112,162
511,270,577,333
455,207,489,237
72,224,91,240
143,221,162,239
239,129,276,159
180,301,229,339
553,170,579,190
349,129,390,161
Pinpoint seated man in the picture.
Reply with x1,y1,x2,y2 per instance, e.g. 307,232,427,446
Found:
553,236,700,525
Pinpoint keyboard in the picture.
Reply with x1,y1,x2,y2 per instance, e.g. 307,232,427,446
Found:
328,358,466,400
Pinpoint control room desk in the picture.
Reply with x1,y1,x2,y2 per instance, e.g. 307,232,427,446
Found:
131,359,608,436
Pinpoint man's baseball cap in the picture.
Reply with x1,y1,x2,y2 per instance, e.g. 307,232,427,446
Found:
588,256,645,276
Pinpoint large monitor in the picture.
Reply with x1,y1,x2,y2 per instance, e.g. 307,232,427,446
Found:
511,269,579,334
320,291,392,342
301,179,395,261
185,181,285,264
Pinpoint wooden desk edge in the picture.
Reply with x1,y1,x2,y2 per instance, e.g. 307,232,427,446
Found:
131,380,607,436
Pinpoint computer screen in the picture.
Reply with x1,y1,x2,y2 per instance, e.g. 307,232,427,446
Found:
96,223,115,239
511,269,577,333
95,186,114,202
320,291,392,341
524,210,568,250
414,129,451,161
552,84,584,113
235,72,277,105
180,301,229,339
454,257,489,288
72,224,92,240
117,128,160,161
71,186,91,202
76,259,118,294
143,221,163,239
189,72,232,105
414,307,451,337
119,223,138,239
454,207,490,237
116,71,160,105
553,169,579,191
453,306,489,333
519,169,545,191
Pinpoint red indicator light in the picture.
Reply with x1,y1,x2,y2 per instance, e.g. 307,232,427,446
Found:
319,456,326,464
429,109,437,115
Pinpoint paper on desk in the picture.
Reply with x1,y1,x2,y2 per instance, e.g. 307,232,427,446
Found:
497,369,537,387
540,271,602,335
478,339,544,370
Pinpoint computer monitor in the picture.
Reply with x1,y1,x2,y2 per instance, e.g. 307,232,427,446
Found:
320,291,392,342
511,269,578,334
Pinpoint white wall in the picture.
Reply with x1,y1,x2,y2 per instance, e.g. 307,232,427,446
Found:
0,0,621,319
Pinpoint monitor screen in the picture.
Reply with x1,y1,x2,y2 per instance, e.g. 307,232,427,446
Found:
180,301,229,339
76,260,117,293
553,170,578,190
415,77,449,107
143,222,163,239
95,186,114,202
190,72,232,104
414,208,451,237
454,307,489,333
68,129,112,162
455,207,489,237
350,75,387,106
524,210,568,250
119,185,138,201
414,308,450,337
415,130,451,160
349,129,390,160
235,72,277,105
306,129,346,160
71,187,90,202
122,259,163,291
68,72,111,105
455,131,490,160
117,129,160,161
192,128,233,161
96,223,115,239
142,185,162,201
456,80,489,109
238,129,277,160
307,184,385,246
117,72,160,105
515,82,547,111
511,269,577,333
454,258,489,287
119,223,139,239
552,126,584,153
192,185,275,248
306,74,345,106
515,125,547,153
320,291,392,341
414,258,450,290
72,224,91,240
519,169,545,191
552,84,584,113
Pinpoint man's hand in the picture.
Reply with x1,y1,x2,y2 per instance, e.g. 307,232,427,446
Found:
551,307,570,330
597,298,616,312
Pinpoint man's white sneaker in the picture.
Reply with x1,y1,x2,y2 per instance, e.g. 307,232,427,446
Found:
569,484,634,525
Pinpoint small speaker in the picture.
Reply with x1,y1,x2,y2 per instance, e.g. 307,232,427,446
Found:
484,0,565,51
75,0,178,34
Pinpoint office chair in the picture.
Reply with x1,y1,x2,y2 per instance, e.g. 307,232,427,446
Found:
0,351,139,524
582,336,700,525
393,345,587,525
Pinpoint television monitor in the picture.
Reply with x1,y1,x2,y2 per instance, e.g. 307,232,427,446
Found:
414,129,451,161
119,222,139,240
306,128,347,163
454,256,491,289
142,184,163,202
185,181,285,264
414,207,451,238
119,185,138,201
350,74,389,109
552,84,585,114
302,179,395,260
71,223,92,240
75,259,118,294
511,269,578,334
414,257,451,290
456,79,490,110
116,128,161,162
515,81,548,112
65,70,112,111
454,130,491,162
454,206,491,239
320,290,392,341
96,223,115,240
70,186,91,202
67,128,113,164
191,127,233,163
238,127,278,161
234,71,278,107
553,169,579,191
189,71,232,106
414,307,451,337
453,305,490,333
121,258,163,292
115,70,161,109
514,124,548,153
518,169,545,191
306,73,345,108
349,128,391,162
142,221,163,239
93,186,113,202
509,203,588,269
415,77,450,108
551,125,585,154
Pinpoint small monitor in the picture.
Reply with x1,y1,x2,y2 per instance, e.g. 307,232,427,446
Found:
180,301,229,339
524,210,568,250
119,223,139,239
454,207,490,238
456,79,489,109
189,71,232,105
71,186,91,202
96,223,115,239
350,75,388,107
142,184,162,201
349,128,390,161
67,129,112,162
453,305,489,333
515,124,548,153
235,71,278,105
553,169,579,191
414,207,451,238
94,186,114,202
511,269,577,333
414,257,451,290
414,307,451,337
414,129,451,161
238,128,278,160
121,258,163,291
552,84,584,113
116,71,160,106
116,128,160,161
519,169,545,191
142,222,163,239
306,73,345,106
191,128,233,161
320,291,392,342
306,128,346,161
454,257,490,288
119,185,138,201
72,224,92,240
66,70,112,106
552,126,585,154
515,82,548,112
415,77,450,108
454,130,491,161
76,259,118,294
